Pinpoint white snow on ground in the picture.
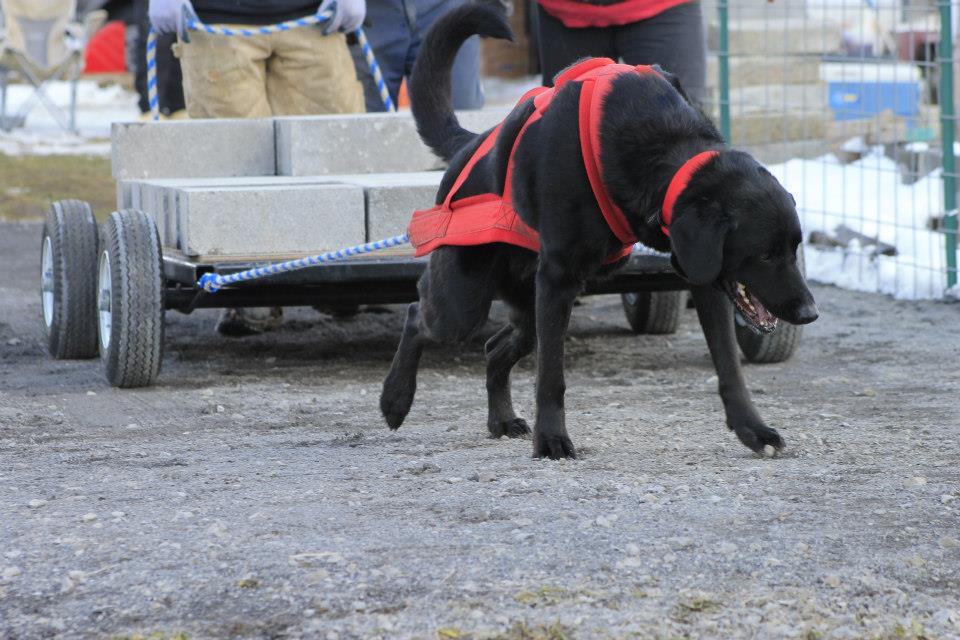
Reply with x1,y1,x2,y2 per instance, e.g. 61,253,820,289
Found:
0,79,139,156
770,147,952,300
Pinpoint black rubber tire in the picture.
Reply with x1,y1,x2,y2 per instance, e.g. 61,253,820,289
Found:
621,290,686,334
98,210,164,388
736,251,806,364
41,200,99,359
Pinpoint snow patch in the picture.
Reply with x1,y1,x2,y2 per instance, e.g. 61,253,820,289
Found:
770,147,953,299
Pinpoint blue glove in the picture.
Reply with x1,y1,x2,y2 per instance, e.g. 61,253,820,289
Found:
149,0,193,34
318,0,366,35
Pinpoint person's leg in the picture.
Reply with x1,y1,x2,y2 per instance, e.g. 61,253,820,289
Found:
536,5,615,86
174,30,272,118
351,0,412,112
265,28,364,115
614,1,706,106
409,0,484,109
174,32,273,334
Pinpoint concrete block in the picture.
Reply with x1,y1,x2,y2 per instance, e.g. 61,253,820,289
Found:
275,109,508,176
706,56,822,90
131,180,364,258
357,173,443,240
708,19,841,56
111,118,276,181
128,172,442,256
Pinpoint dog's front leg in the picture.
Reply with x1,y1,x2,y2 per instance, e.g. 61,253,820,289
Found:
690,284,786,454
532,260,580,459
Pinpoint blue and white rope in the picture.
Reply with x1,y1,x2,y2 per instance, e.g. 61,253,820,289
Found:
186,11,330,37
196,237,663,293
355,28,394,113
146,29,158,118
147,11,394,120
198,233,410,293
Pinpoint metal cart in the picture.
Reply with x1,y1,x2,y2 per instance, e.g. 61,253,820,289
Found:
39,112,803,388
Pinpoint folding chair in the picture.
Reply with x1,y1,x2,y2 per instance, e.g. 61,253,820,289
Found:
0,0,105,133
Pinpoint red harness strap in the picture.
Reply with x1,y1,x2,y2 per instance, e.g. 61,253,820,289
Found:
408,58,711,259
660,150,721,236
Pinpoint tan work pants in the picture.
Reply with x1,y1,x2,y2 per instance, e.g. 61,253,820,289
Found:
174,27,364,118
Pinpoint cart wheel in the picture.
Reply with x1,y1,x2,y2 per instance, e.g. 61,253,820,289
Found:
97,210,164,388
621,290,685,334
736,250,806,364
41,200,99,359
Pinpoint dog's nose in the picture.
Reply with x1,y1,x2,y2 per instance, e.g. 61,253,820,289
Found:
793,302,819,324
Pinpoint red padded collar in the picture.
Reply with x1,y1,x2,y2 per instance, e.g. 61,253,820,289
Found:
661,150,720,236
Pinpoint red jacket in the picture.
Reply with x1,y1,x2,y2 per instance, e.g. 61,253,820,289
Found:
538,0,691,28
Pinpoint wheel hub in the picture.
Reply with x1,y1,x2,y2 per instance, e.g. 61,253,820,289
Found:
97,250,112,351
41,236,54,328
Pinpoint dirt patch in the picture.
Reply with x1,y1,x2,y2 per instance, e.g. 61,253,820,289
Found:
1,223,959,639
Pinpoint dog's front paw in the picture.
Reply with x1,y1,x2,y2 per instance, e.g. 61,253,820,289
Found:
380,386,414,430
731,421,785,454
488,417,531,439
533,431,577,460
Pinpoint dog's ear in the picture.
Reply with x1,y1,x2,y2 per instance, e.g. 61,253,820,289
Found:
668,200,729,285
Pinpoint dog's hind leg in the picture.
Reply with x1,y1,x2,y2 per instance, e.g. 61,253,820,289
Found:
690,284,786,454
485,306,535,438
380,246,499,430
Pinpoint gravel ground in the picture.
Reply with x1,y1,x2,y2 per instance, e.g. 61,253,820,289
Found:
1,221,959,640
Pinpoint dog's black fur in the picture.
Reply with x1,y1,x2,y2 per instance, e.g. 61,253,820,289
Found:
381,0,819,459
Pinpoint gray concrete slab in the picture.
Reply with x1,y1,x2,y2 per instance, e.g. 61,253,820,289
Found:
275,109,508,176
134,183,365,258
128,173,444,249
111,118,277,181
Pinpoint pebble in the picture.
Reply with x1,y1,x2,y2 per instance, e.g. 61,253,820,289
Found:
907,476,927,487
6,337,21,346
931,609,958,627
407,463,440,476
939,536,958,549
718,542,738,555
823,574,842,588
668,536,695,550
80,513,97,523
595,514,618,528
2,567,22,581
763,445,776,458
27,499,47,509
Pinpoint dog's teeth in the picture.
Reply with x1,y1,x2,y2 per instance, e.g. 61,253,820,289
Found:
737,283,746,293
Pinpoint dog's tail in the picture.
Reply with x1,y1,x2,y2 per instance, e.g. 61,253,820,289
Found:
408,0,513,162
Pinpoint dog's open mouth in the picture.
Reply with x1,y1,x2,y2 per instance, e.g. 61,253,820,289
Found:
724,281,778,334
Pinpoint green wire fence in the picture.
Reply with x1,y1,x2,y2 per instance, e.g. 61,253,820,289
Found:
712,0,958,297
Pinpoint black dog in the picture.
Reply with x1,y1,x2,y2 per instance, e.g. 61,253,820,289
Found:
381,1,819,459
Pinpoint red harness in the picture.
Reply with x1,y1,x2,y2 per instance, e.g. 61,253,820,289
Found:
407,57,719,259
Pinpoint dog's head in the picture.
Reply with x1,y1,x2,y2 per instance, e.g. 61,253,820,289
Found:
667,150,819,333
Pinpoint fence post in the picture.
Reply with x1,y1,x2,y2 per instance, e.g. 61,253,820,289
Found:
940,0,957,289
717,0,731,143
